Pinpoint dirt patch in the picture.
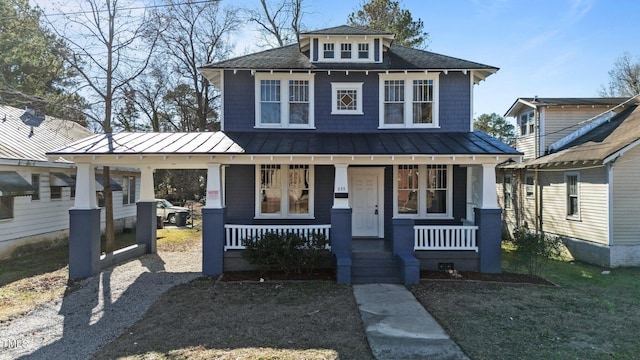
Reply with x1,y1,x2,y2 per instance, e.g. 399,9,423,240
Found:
221,269,336,282
96,278,372,360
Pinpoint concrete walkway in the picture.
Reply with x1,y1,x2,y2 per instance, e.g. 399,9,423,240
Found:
353,283,469,360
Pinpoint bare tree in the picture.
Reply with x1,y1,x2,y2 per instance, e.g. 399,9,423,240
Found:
155,0,238,132
599,52,640,97
247,0,306,48
46,0,160,252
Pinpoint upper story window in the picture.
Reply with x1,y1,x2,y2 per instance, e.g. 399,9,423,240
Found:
340,43,352,59
358,43,369,59
394,164,452,218
519,110,534,136
379,73,439,128
331,82,363,115
323,43,334,59
255,73,315,129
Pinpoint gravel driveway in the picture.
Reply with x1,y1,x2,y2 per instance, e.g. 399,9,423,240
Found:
0,251,201,360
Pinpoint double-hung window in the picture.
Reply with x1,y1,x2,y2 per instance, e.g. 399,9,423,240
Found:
525,174,534,197
255,73,314,128
519,111,534,136
566,173,579,219
379,73,439,128
257,164,314,218
503,174,512,210
340,43,351,59
323,43,334,59
358,43,369,59
122,176,136,205
394,164,452,218
31,174,40,201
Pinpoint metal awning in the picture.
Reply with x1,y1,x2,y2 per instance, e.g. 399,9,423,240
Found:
0,171,37,196
50,172,76,187
95,174,123,191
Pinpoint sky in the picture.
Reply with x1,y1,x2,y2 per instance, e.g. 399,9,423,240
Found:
32,0,639,121
228,0,639,119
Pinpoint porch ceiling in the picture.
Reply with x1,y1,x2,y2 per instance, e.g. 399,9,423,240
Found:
47,131,521,167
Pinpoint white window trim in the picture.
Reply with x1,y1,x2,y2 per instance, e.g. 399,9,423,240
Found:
254,164,315,219
565,171,580,221
503,174,512,210
316,38,375,63
331,82,364,115
393,164,453,219
519,110,535,136
254,72,315,129
378,72,440,129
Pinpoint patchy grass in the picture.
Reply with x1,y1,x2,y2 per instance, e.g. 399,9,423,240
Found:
0,226,200,322
95,279,372,360
410,250,640,359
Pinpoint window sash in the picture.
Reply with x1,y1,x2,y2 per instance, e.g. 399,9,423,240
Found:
323,43,334,58
340,43,351,58
567,175,579,217
289,80,309,124
260,80,281,124
384,80,404,125
259,165,312,217
358,43,369,59
412,80,433,124
50,186,62,200
31,174,40,201
525,175,534,197
0,196,13,220
395,165,451,217
503,175,512,209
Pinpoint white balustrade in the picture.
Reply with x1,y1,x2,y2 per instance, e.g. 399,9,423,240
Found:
414,225,478,251
224,224,331,251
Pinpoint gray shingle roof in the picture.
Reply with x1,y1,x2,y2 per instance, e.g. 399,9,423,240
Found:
505,97,631,117
200,44,497,72
0,104,94,162
48,131,520,157
301,25,393,36
526,104,640,166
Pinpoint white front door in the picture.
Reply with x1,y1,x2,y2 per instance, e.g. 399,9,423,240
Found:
350,168,384,238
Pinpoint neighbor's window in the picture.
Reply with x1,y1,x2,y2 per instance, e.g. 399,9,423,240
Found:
0,196,13,220
258,164,313,217
97,191,105,208
331,82,363,115
323,43,334,59
525,175,534,197
358,43,369,59
394,164,451,217
566,173,579,219
503,174,512,210
31,174,40,201
520,110,534,136
340,43,352,58
255,73,314,128
50,186,62,200
122,176,136,205
380,73,439,128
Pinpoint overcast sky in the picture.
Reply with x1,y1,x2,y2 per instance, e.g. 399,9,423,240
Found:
33,0,639,121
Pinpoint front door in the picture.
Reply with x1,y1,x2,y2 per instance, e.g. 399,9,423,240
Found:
350,168,384,238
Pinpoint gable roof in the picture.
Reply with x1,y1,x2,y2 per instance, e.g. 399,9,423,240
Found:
505,97,630,117
526,103,640,166
0,104,93,164
300,25,393,36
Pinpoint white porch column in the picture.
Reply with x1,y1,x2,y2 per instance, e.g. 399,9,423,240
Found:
205,163,223,209
480,163,499,208
333,164,349,209
138,167,155,202
73,163,97,209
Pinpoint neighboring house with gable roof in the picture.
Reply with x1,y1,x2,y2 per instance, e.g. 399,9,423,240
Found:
498,96,640,267
0,104,139,259
49,25,520,283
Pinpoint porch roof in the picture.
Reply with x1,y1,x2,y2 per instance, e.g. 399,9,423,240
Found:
47,131,520,158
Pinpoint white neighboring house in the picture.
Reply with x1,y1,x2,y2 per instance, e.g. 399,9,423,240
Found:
0,104,140,259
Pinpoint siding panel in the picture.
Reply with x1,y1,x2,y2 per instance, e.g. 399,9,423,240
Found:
612,145,640,245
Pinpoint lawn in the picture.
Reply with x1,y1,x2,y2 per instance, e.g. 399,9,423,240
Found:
410,250,640,360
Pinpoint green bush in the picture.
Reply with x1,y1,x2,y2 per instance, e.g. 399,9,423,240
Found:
509,229,563,277
242,231,330,274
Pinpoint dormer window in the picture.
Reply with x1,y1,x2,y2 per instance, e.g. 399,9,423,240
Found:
340,43,352,59
323,43,334,59
358,43,369,59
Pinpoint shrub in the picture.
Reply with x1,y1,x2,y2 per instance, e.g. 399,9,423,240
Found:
509,229,563,277
242,231,330,274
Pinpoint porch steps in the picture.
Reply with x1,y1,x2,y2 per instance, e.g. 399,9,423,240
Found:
351,250,402,284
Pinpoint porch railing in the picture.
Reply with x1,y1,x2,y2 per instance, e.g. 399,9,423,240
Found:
414,225,479,251
224,224,331,251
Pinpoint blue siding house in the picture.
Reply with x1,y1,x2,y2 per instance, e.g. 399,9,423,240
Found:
50,26,520,284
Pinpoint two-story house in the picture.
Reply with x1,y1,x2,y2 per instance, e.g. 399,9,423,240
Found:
0,104,140,259
49,26,519,283
499,96,640,267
